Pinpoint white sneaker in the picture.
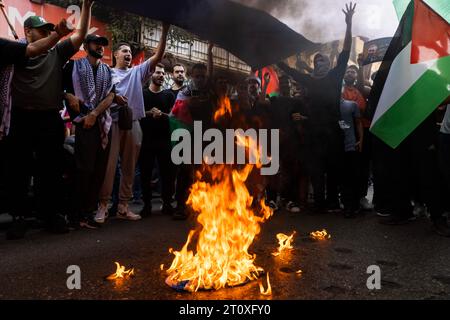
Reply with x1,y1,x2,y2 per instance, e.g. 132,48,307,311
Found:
95,204,109,224
286,201,301,213
360,197,374,210
117,203,142,221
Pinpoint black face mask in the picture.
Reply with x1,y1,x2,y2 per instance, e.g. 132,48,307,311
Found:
88,48,103,59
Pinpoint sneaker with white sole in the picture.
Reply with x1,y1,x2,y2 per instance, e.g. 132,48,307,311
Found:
267,200,279,211
360,197,374,210
117,203,141,221
95,204,109,224
286,201,301,213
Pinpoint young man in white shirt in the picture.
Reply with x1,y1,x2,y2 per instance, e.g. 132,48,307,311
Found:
96,23,170,222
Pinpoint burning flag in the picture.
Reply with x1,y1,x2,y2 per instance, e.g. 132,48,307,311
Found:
272,232,296,257
369,0,450,148
165,98,273,292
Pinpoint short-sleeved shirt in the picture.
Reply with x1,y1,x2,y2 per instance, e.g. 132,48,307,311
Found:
441,105,450,134
11,38,77,111
340,99,360,152
140,88,175,146
0,38,27,67
342,85,370,128
111,60,151,122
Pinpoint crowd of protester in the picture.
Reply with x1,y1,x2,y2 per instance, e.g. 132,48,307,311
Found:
0,1,449,240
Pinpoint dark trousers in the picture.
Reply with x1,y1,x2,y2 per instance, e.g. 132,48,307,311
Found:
439,133,450,204
410,143,445,221
175,163,194,209
372,136,413,218
342,151,360,211
5,109,65,221
0,140,7,214
140,142,175,206
72,123,110,221
358,128,372,198
308,130,344,206
280,144,305,204
266,174,280,202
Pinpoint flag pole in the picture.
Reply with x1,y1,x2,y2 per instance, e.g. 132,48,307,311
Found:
0,0,19,40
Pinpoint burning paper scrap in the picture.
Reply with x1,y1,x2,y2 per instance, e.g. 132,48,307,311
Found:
106,262,135,280
310,229,331,241
272,231,296,256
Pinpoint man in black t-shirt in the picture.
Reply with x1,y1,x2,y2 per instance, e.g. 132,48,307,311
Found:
170,63,187,98
139,63,176,217
277,2,356,212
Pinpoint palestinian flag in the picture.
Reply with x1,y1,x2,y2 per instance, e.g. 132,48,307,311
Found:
369,0,450,148
169,90,193,146
255,66,280,97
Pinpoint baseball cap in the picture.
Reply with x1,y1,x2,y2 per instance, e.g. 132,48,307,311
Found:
24,16,55,31
84,34,109,46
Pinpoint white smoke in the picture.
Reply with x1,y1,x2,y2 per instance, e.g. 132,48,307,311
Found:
232,0,399,42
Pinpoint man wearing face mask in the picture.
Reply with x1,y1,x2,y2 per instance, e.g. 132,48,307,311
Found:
62,34,118,229
277,2,356,213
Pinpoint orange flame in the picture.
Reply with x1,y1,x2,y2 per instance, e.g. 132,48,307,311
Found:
310,229,331,241
213,96,233,122
107,262,135,280
272,232,296,256
259,272,272,295
166,104,273,291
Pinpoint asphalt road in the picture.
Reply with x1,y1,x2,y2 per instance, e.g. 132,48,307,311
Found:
0,201,450,300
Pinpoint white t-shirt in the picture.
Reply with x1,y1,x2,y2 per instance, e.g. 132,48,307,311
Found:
111,59,151,121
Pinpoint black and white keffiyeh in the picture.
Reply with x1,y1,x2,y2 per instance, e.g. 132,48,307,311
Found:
72,57,113,149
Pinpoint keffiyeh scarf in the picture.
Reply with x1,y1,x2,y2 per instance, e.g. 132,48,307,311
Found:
72,57,113,149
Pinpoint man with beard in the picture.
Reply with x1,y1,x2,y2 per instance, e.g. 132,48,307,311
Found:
4,0,93,240
277,2,356,213
170,63,187,98
139,63,176,217
97,23,170,223
63,34,118,228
